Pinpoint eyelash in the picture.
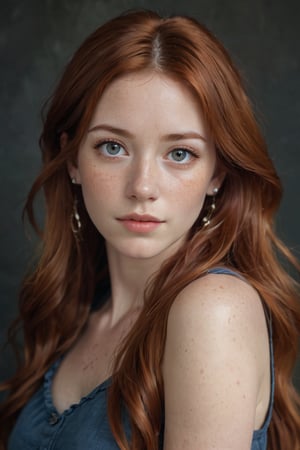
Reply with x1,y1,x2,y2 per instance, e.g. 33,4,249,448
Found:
93,139,200,163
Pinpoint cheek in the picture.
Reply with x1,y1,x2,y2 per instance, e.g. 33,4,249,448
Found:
177,194,205,219
80,165,120,199
168,176,210,209
170,172,215,226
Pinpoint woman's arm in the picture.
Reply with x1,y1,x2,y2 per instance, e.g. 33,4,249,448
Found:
162,273,270,450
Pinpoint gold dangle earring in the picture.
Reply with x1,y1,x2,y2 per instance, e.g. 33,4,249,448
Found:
71,178,82,235
202,187,218,227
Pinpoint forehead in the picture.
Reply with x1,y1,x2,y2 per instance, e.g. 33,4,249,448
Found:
88,71,209,136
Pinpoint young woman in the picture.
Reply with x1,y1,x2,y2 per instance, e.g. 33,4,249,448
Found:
0,9,299,450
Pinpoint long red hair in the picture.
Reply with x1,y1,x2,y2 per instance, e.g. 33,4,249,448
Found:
1,10,299,450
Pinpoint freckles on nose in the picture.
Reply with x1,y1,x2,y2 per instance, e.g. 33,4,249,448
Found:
126,161,161,199
129,160,153,182
128,177,154,196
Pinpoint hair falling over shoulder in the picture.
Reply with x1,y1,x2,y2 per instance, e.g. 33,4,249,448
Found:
0,9,299,450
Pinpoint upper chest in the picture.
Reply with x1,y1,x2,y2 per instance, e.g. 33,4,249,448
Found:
51,309,139,413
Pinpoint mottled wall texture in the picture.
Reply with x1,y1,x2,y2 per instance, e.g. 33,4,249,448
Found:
1,0,299,389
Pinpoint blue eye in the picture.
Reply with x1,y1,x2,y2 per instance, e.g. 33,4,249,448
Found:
168,149,192,163
97,141,125,156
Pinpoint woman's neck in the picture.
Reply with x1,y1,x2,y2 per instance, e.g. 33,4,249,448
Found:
104,246,165,325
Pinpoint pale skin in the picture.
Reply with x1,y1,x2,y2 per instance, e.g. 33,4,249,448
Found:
53,70,271,449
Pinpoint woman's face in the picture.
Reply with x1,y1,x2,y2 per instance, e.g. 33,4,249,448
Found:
70,71,223,262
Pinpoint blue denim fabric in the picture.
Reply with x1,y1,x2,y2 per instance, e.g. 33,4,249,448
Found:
9,267,274,449
8,359,122,450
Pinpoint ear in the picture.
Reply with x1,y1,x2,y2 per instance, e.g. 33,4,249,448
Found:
60,132,81,185
67,160,81,185
206,169,226,196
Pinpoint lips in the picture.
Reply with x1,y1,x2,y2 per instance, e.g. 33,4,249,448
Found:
117,213,164,223
117,213,164,233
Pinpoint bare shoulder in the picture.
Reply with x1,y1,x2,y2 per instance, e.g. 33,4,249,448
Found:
162,272,270,449
167,271,266,335
164,271,269,383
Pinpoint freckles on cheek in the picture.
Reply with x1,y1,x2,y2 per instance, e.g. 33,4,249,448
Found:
81,167,118,194
172,176,208,198
170,177,208,211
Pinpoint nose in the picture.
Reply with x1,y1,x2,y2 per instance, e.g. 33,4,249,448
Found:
125,157,160,201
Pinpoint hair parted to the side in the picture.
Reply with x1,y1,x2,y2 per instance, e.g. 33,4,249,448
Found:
0,9,299,450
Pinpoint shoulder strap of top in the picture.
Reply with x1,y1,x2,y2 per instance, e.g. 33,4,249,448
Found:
207,266,275,430
207,266,245,279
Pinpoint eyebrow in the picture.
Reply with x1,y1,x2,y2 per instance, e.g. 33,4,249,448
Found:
88,124,207,142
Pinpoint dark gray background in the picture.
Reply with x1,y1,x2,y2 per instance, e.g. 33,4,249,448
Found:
1,0,299,390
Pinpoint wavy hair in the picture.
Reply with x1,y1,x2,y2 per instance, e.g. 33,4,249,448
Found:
1,9,299,450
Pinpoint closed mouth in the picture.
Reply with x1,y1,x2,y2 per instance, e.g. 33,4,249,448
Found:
117,214,163,222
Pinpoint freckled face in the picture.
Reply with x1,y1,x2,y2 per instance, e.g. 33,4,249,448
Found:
70,72,222,262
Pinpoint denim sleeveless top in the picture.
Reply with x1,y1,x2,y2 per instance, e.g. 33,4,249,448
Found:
8,267,274,450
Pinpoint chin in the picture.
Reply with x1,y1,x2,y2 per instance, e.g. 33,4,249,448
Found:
109,241,169,261
121,248,164,260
